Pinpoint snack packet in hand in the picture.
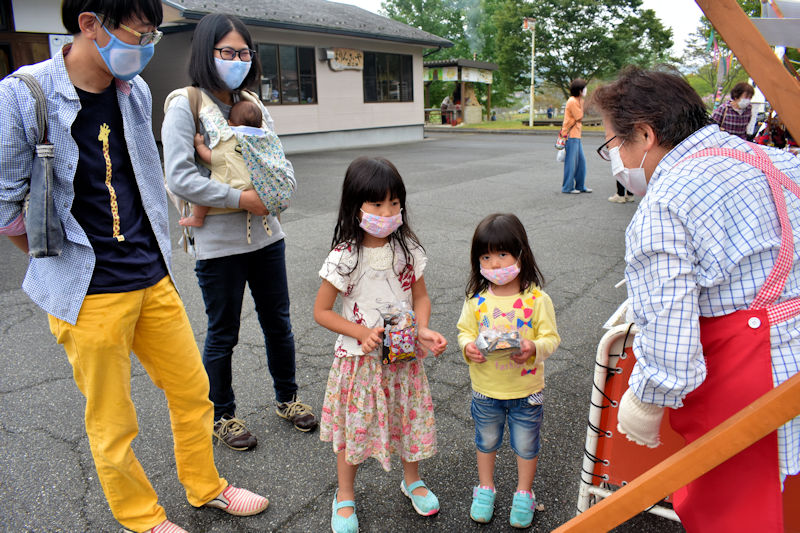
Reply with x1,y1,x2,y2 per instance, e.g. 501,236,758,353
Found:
380,302,417,365
475,329,521,357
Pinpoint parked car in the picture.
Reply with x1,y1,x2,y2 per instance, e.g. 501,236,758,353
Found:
517,104,530,114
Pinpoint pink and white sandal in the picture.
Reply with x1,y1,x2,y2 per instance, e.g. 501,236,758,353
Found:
204,485,269,516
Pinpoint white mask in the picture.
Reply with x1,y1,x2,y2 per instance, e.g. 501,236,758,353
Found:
581,87,587,97
738,98,751,108
609,141,649,196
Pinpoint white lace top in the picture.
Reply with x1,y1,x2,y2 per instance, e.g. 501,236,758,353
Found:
319,241,427,357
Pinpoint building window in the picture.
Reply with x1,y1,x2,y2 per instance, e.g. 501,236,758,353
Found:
0,0,13,32
258,44,316,105
363,52,413,103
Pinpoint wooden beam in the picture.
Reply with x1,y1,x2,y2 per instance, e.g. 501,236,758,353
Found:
552,370,800,532
695,0,800,144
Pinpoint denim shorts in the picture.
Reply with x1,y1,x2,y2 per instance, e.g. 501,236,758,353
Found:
470,391,543,459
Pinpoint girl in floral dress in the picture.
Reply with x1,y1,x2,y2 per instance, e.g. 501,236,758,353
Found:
313,157,448,533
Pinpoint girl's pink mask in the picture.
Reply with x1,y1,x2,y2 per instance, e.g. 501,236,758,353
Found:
359,209,403,238
480,263,520,286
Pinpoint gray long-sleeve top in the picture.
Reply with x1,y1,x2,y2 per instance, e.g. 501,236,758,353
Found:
161,89,294,259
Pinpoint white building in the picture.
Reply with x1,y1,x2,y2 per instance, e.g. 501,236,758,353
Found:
0,0,452,153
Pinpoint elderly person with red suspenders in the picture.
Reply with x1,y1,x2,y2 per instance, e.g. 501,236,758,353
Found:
590,66,800,532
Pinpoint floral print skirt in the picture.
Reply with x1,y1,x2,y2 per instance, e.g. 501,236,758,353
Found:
320,354,437,471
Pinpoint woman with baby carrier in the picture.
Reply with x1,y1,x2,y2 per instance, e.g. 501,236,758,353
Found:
161,13,317,453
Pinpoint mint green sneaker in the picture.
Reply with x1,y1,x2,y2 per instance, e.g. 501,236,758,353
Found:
509,490,536,528
470,486,496,523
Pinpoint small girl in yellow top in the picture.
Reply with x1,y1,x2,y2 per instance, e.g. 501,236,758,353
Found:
457,213,561,529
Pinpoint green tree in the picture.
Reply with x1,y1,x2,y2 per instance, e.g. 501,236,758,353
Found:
532,0,673,97
382,0,673,106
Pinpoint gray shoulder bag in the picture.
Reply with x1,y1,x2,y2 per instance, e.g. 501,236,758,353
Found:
9,72,63,257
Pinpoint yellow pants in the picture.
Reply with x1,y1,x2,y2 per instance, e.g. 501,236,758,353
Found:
48,276,226,532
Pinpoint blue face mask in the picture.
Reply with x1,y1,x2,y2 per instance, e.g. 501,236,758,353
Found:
214,57,252,90
93,16,154,81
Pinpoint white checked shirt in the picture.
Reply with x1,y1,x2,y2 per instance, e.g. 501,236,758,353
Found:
625,125,800,477
0,48,173,324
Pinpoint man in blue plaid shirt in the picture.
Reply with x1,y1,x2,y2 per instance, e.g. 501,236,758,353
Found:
0,1,268,531
592,67,799,531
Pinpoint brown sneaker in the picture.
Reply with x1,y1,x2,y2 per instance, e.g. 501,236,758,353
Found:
213,415,257,450
275,396,318,432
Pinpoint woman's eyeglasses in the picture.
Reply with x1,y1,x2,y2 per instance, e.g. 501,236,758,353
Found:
596,135,618,161
215,47,256,61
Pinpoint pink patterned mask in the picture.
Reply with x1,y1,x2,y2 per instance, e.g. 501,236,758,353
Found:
359,209,403,238
481,263,520,285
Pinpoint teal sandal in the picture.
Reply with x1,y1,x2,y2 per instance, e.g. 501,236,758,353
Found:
331,490,358,533
400,480,440,516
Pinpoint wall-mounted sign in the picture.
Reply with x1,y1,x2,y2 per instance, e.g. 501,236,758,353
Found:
49,34,73,58
330,48,363,71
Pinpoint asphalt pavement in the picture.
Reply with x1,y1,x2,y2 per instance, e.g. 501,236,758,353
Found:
0,130,685,532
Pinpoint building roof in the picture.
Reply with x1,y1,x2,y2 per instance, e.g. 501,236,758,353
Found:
162,0,453,48
423,58,498,71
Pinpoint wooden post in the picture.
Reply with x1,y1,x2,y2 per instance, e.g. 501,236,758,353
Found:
487,83,492,121
696,0,800,142
460,77,465,124
552,371,800,532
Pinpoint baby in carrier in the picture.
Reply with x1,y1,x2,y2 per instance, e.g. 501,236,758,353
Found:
179,99,264,227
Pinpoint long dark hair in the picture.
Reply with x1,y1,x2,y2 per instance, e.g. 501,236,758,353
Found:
331,157,422,274
466,213,544,297
188,13,262,93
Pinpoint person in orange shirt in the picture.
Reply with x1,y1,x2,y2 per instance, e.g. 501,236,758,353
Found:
560,79,592,194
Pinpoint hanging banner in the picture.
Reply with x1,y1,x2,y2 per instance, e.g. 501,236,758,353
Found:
423,67,440,81
442,66,459,81
462,67,493,84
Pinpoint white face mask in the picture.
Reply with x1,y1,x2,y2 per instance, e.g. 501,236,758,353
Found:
738,98,751,108
581,87,587,97
609,141,649,196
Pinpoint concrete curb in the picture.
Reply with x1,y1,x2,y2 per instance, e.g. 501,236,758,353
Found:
424,126,606,137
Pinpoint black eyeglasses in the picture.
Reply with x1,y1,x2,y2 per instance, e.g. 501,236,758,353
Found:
596,135,618,161
214,47,256,61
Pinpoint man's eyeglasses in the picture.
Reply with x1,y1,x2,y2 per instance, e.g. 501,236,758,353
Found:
215,47,256,61
94,13,162,46
596,135,618,161
119,22,163,46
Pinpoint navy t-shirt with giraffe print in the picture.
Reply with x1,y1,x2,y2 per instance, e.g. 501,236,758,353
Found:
71,83,167,294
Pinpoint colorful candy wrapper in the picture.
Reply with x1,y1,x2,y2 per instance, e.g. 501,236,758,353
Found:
379,302,418,365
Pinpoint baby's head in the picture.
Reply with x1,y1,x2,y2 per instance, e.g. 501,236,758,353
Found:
229,100,262,128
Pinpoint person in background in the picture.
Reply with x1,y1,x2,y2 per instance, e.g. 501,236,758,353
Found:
0,1,268,531
607,182,635,203
592,66,799,532
710,82,755,140
560,78,592,194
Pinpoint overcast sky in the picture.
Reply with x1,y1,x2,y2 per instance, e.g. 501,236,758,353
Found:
335,0,704,55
